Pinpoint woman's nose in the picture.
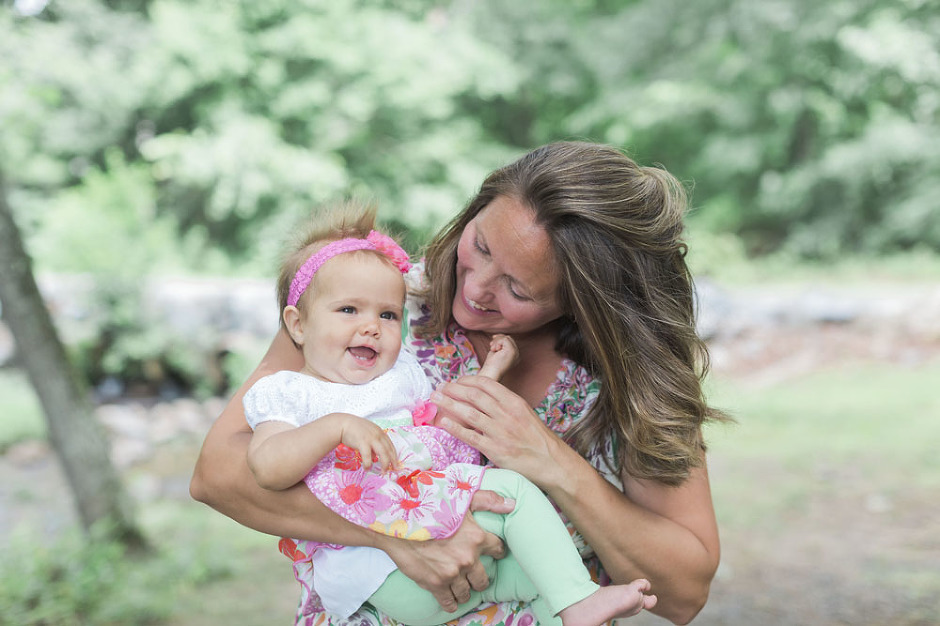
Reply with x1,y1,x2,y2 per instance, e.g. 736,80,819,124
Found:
465,264,498,298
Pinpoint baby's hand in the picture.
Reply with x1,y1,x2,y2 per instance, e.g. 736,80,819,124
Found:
477,334,519,380
340,416,398,471
489,334,518,356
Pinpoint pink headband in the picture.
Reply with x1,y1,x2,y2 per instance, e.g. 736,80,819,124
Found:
287,230,411,307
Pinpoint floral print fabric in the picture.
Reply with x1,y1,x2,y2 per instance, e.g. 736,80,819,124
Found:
292,425,488,617
304,427,484,543
292,283,615,625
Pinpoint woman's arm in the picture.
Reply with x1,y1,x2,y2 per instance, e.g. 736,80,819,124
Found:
433,375,720,625
190,328,511,612
546,446,719,625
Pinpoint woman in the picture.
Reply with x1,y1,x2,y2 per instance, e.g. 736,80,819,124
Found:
191,141,723,625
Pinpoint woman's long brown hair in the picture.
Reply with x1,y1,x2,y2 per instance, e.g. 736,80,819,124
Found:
419,142,726,486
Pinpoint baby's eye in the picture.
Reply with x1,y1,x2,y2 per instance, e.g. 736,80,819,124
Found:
380,311,399,321
338,306,356,314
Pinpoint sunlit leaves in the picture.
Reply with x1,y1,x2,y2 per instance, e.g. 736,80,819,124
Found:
2,0,939,269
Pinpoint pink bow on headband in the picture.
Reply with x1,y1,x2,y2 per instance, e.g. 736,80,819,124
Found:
287,230,411,307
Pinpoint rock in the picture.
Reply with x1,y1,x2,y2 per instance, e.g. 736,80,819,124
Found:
149,407,182,444
695,278,735,340
865,493,893,514
787,288,862,325
201,396,227,424
96,403,150,440
94,376,125,402
169,398,209,435
110,438,153,469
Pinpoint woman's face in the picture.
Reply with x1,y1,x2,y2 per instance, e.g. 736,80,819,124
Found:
452,195,563,336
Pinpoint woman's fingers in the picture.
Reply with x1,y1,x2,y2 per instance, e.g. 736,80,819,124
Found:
432,378,513,448
434,376,557,475
439,415,486,453
432,387,491,433
465,562,491,592
450,578,472,604
469,489,516,516
433,589,459,613
382,510,497,612
436,375,507,416
476,524,507,561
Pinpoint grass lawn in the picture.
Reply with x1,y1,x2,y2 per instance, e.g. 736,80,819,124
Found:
676,358,940,625
148,502,299,626
706,359,940,530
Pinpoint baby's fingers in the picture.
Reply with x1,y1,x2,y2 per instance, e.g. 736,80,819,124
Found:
367,434,399,471
382,436,400,470
357,443,375,470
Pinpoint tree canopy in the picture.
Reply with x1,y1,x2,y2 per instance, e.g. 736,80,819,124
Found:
2,0,938,270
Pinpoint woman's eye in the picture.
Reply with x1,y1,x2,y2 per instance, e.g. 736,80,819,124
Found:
474,238,489,255
507,281,531,301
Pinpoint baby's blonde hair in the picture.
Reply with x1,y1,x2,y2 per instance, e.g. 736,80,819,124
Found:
276,200,380,322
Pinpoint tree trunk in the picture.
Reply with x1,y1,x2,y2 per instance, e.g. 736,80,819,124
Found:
0,175,147,550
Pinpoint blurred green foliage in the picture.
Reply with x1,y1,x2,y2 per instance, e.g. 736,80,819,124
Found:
3,0,938,267
0,506,248,626
66,280,227,398
1,0,939,393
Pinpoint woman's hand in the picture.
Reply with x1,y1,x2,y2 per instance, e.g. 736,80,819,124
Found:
433,374,721,624
432,375,564,489
376,489,513,612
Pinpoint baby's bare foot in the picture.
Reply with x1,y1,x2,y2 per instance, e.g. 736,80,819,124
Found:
558,579,657,626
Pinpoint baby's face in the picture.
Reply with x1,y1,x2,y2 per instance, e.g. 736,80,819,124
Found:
297,252,405,385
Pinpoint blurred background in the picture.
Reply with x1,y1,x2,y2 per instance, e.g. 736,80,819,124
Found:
1,0,938,624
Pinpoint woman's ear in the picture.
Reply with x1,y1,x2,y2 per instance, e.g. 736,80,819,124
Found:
283,306,305,345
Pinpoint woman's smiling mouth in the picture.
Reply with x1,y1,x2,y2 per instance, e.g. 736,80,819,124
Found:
465,297,494,313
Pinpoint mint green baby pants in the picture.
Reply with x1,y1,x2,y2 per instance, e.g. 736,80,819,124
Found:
368,468,599,625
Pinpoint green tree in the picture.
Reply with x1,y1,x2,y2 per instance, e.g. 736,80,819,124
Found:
450,0,940,257
552,0,940,256
132,0,524,262
4,0,939,268
2,0,525,269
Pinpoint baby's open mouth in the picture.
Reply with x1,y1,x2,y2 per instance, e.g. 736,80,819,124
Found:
348,346,377,361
